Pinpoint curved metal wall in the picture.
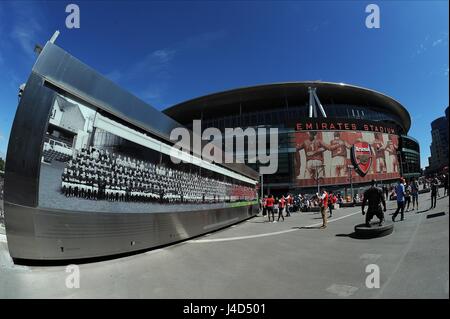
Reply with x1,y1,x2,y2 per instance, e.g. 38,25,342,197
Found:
5,202,256,261
4,42,258,262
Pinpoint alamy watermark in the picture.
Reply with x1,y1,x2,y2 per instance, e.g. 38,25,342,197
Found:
365,263,380,288
169,120,279,174
65,4,80,29
365,4,380,29
65,264,80,289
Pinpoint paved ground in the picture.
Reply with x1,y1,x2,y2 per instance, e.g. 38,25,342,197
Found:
0,191,448,298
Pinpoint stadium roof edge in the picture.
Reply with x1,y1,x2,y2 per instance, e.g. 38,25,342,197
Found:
163,81,411,133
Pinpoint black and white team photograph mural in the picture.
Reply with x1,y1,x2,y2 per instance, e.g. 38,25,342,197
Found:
39,95,257,213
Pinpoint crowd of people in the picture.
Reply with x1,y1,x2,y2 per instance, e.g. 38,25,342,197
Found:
258,170,449,229
390,173,448,222
260,191,339,226
60,147,257,204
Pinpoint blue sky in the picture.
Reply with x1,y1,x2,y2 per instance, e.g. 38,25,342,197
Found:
0,1,448,168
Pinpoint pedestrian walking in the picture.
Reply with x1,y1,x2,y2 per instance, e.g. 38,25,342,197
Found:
328,191,335,218
435,175,441,197
392,178,406,222
319,189,329,229
273,197,281,223
411,178,419,210
405,181,412,211
286,194,293,216
443,174,448,197
262,196,267,216
277,196,285,222
266,195,274,222
430,179,438,209
362,179,387,227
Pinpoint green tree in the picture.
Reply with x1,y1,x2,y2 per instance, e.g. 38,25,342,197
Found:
0,158,4,172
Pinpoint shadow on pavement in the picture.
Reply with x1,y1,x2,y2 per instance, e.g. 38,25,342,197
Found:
335,232,374,240
291,226,323,230
427,211,446,219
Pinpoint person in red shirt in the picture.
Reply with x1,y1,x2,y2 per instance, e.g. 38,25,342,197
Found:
266,195,274,222
328,192,337,218
286,194,293,216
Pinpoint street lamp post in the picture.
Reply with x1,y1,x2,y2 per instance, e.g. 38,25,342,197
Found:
314,164,325,194
397,151,404,177
316,169,320,194
347,165,354,202
260,174,264,199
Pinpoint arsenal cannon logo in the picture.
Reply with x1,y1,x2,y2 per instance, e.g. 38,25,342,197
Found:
351,142,373,177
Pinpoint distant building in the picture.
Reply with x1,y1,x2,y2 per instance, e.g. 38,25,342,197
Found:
426,106,449,175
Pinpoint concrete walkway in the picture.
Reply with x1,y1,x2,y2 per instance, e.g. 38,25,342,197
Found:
0,191,448,298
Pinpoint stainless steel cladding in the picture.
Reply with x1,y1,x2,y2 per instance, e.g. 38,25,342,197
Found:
4,42,259,262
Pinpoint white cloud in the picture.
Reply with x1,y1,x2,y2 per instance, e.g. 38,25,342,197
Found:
307,20,329,33
8,1,45,59
142,90,160,100
123,30,226,82
152,49,175,64
105,70,122,83
432,39,443,47
179,30,227,49
416,43,427,55
106,30,227,107
413,33,448,58
132,49,176,75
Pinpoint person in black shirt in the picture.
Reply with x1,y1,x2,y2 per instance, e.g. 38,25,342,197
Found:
430,178,438,209
362,180,387,227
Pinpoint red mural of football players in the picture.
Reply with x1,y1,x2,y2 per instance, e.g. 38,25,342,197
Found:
329,132,352,177
371,132,387,174
295,131,329,180
385,134,399,173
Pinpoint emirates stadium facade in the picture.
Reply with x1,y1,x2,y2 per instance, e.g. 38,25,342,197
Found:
164,82,421,196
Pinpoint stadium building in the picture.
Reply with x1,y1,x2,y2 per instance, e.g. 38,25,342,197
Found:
425,106,449,175
164,82,421,196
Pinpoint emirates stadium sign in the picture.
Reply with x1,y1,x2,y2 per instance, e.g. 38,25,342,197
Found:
294,118,397,135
